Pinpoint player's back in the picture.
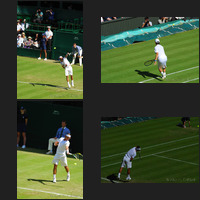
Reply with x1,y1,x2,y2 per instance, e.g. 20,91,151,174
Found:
63,57,71,68
154,44,166,58
126,147,136,158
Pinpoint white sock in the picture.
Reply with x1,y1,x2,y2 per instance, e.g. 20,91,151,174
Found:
67,82,71,88
79,58,82,66
118,173,120,177
71,80,74,86
161,72,164,76
53,174,56,179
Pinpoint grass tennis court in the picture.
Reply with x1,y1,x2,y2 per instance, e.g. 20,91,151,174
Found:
101,117,199,183
101,29,199,83
17,149,83,199
17,56,83,99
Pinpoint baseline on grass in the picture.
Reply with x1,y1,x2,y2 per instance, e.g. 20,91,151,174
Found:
101,117,199,183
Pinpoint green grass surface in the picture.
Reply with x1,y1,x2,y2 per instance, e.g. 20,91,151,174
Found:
101,29,199,83
17,149,83,199
101,117,199,183
17,56,83,99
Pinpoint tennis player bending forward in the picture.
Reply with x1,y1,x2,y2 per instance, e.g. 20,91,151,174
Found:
52,134,71,183
154,38,167,79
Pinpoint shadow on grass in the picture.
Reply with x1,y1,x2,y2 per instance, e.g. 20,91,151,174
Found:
107,174,129,183
29,82,68,90
17,147,49,156
135,70,162,81
27,178,66,185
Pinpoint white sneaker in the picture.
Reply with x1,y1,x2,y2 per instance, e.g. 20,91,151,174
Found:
117,175,120,179
46,150,53,155
38,57,41,60
126,176,131,181
44,58,47,61
53,178,56,183
67,173,70,181
22,145,26,149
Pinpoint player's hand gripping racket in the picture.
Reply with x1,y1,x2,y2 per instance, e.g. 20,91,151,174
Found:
144,59,155,66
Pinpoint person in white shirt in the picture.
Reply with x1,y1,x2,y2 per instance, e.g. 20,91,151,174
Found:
118,146,141,181
142,17,152,28
17,20,22,34
17,34,24,47
59,55,74,88
45,26,53,50
154,38,168,79
52,134,71,183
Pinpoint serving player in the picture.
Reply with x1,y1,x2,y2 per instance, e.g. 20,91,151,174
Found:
52,134,71,183
118,146,141,181
59,54,74,89
154,38,168,79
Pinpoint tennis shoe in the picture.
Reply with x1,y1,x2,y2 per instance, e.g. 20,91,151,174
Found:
67,173,70,181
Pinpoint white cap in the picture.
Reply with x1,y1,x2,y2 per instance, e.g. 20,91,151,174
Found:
65,134,71,138
155,38,160,44
59,56,63,59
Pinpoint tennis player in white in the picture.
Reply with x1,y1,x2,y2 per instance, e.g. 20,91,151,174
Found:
118,146,141,181
154,38,168,79
59,55,74,88
52,134,71,183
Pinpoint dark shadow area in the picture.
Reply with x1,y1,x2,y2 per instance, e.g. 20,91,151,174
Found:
28,82,68,90
107,174,129,183
135,70,162,81
27,178,66,185
176,123,184,128
17,147,48,155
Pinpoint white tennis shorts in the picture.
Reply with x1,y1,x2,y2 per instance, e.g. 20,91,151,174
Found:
65,66,73,76
158,56,167,68
121,154,132,169
52,154,68,166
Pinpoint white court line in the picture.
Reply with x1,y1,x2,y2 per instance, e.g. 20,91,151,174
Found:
17,187,83,199
152,154,199,166
101,143,199,168
138,66,199,83
101,177,120,183
101,135,198,160
182,78,199,83
17,81,83,92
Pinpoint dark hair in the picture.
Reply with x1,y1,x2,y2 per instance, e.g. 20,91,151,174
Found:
145,17,149,20
62,120,67,124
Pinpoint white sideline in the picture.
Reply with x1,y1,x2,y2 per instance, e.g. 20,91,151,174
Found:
101,135,198,160
17,81,83,92
182,78,199,83
138,66,199,83
152,154,199,166
101,143,199,168
17,187,83,199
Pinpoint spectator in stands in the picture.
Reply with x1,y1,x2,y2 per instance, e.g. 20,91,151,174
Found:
17,20,22,34
38,33,48,61
46,120,71,155
21,19,29,31
33,8,43,23
21,32,27,44
46,8,55,25
45,26,53,50
142,17,152,28
17,106,28,149
158,17,169,24
104,17,112,21
17,34,24,48
24,36,33,48
101,17,104,23
33,33,39,49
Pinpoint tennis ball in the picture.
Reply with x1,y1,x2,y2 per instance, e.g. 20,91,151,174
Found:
197,125,199,127
74,163,77,165
54,47,56,49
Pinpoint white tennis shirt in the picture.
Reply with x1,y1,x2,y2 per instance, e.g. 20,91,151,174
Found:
154,44,167,59
126,147,137,159
56,138,70,156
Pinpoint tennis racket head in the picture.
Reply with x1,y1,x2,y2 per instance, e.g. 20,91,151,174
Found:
74,153,83,160
144,59,154,66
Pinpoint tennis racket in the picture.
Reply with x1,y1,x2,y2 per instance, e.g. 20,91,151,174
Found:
144,59,155,66
69,152,83,160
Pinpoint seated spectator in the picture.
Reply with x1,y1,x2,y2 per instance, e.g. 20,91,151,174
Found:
17,34,24,48
24,36,33,48
175,17,186,21
33,8,43,23
21,32,27,44
101,17,104,23
17,20,22,34
45,8,55,25
104,17,113,21
33,33,40,49
142,17,152,28
158,17,169,24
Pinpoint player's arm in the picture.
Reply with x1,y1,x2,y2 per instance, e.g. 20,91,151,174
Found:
65,146,71,155
54,141,59,146
154,52,159,65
